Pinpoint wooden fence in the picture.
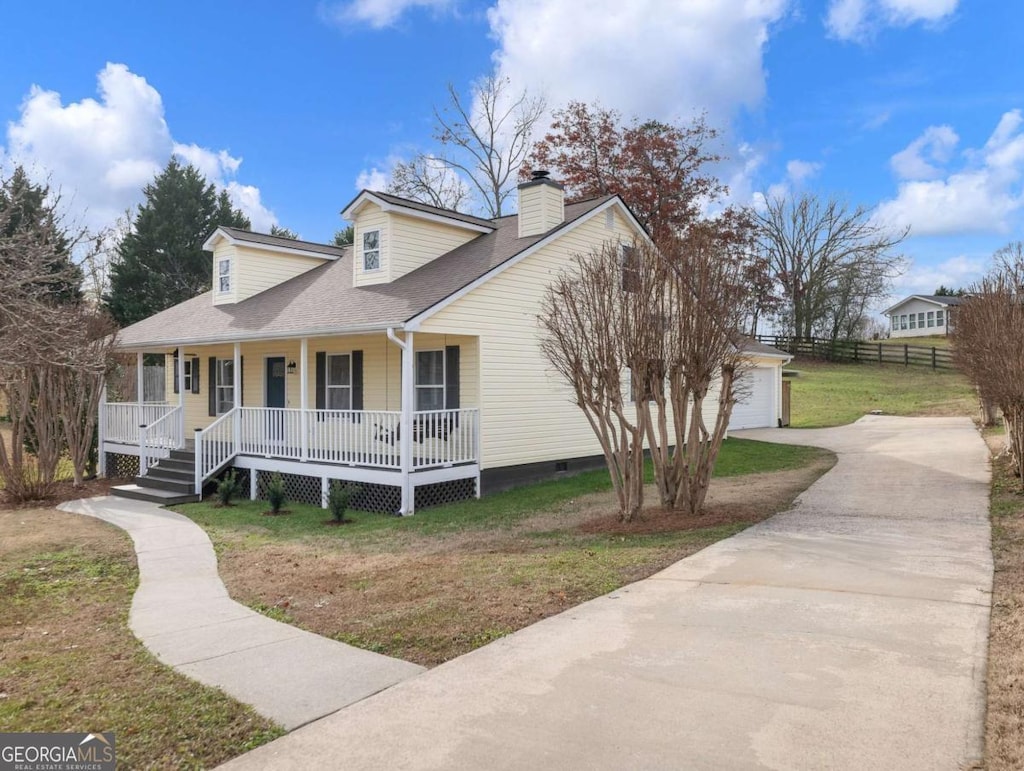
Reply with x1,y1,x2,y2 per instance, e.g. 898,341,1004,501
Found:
756,335,956,371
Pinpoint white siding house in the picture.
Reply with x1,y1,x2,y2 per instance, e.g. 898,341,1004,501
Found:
883,295,964,338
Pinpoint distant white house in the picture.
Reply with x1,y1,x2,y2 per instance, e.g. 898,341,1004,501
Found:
882,295,965,338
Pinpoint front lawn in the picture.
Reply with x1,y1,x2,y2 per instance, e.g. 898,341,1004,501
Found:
0,508,282,768
176,438,834,666
787,358,975,428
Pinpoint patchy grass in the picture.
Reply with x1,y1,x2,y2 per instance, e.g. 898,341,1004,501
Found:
787,358,975,428
176,440,834,666
985,437,1024,770
0,508,283,769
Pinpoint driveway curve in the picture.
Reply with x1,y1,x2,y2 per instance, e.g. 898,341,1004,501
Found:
222,415,992,770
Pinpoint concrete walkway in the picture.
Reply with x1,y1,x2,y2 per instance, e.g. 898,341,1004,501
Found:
220,416,992,770
58,496,425,730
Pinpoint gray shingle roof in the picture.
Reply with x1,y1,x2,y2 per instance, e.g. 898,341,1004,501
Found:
117,196,615,348
741,339,791,358
344,191,497,230
216,227,348,258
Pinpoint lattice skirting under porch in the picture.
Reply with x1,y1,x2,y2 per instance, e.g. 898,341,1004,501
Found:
106,452,140,479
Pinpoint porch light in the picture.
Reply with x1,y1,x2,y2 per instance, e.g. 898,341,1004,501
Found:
287,360,297,374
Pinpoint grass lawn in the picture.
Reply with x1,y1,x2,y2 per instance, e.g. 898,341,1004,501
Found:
175,438,834,666
985,439,1024,770
787,357,975,428
0,508,283,768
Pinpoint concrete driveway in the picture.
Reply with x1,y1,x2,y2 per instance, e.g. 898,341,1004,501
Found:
222,415,992,770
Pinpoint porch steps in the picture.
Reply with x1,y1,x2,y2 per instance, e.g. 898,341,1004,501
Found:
111,449,201,506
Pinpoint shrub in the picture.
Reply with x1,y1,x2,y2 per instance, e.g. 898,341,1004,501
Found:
266,473,286,514
216,471,241,507
327,482,360,524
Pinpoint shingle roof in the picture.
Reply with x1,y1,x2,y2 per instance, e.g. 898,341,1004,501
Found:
741,339,791,359
117,196,616,348
882,294,966,315
345,191,497,230
215,227,347,258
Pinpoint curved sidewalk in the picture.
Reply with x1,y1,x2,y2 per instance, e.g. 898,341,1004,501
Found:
58,496,425,730
221,416,992,770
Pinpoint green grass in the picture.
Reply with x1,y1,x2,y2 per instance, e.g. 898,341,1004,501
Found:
787,358,975,428
176,437,824,542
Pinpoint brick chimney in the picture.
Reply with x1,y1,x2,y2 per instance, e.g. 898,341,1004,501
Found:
517,170,564,238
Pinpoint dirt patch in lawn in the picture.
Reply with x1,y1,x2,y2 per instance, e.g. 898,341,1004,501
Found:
215,455,833,667
0,508,282,768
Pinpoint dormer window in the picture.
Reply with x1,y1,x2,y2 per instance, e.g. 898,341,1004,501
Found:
217,257,231,293
362,230,380,272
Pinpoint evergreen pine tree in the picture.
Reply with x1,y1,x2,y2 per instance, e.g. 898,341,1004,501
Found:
105,159,250,326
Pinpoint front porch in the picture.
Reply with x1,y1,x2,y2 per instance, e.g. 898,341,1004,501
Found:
101,329,481,514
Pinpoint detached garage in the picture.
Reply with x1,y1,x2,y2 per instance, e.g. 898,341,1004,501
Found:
728,341,792,430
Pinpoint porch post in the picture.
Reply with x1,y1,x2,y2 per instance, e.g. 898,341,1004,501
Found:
233,342,242,453
177,348,186,449
136,351,144,403
97,381,107,477
400,331,415,515
300,337,309,461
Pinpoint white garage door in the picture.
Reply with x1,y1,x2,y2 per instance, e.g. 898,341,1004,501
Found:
729,367,775,430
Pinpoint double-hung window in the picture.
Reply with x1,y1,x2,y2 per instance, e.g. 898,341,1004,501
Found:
909,314,916,329
415,350,445,411
937,309,945,327
326,354,352,410
217,258,231,293
362,230,380,272
901,314,908,330
927,311,935,327
215,359,234,414
918,312,925,328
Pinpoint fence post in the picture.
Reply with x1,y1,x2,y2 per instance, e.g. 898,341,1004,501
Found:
931,347,937,370
138,424,148,476
903,344,908,366
878,343,882,364
193,427,203,495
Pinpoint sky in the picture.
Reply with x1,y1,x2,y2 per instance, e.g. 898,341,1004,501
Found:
2,0,1022,302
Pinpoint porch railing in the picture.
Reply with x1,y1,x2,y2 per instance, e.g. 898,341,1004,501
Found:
194,408,237,494
138,405,184,475
307,409,402,468
412,409,479,469
103,402,175,444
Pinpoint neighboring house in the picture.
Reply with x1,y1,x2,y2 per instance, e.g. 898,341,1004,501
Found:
102,173,788,514
883,295,964,338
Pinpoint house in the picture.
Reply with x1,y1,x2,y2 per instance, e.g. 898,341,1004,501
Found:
883,295,964,338
101,173,788,514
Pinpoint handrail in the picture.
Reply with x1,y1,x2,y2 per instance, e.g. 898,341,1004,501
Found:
412,408,479,469
194,408,238,494
103,402,175,444
138,405,184,475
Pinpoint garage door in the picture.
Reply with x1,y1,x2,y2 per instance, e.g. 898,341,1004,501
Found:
729,367,775,430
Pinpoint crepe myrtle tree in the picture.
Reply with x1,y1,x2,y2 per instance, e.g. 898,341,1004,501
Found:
539,213,756,520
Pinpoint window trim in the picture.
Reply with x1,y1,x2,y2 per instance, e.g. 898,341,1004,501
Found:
415,349,446,412
325,352,353,411
217,257,232,293
927,310,935,328
215,358,235,415
937,309,945,327
362,229,381,273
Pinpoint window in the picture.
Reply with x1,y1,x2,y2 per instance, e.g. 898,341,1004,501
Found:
909,314,916,329
918,312,925,328
891,316,898,332
326,354,351,410
937,309,945,327
362,229,380,272
620,244,639,292
415,350,445,411
901,314,908,330
217,258,231,293
215,359,234,414
927,311,935,327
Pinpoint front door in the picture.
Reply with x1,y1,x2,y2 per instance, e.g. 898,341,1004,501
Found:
265,357,287,445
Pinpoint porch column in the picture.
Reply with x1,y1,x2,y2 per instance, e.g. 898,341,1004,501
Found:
233,342,242,452
136,351,144,404
177,348,186,449
400,331,414,515
300,338,309,461
97,381,107,477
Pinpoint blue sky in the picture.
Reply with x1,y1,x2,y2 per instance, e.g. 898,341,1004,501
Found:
2,0,1021,300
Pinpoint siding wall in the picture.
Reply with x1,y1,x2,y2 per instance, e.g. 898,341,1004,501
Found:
887,298,952,338
352,205,390,287
419,204,699,470
389,213,478,280
162,333,479,432
211,243,238,306
518,182,564,237
234,245,325,301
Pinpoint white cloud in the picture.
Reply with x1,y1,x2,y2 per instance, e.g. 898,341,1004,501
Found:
826,0,958,41
890,253,985,296
786,159,822,184
319,0,453,29
355,167,390,191
2,63,276,233
890,125,958,180
876,111,1024,236
487,0,789,127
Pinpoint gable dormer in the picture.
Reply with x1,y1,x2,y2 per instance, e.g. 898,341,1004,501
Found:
340,191,494,287
204,227,343,305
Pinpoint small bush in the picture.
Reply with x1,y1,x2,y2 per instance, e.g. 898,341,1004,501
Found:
216,471,241,507
266,473,286,514
327,482,360,524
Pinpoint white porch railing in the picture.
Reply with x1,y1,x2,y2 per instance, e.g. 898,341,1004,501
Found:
103,402,175,444
412,409,479,469
139,405,184,475
307,409,402,468
194,408,238,494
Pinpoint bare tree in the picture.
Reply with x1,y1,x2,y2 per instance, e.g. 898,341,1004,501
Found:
954,242,1024,484
388,76,545,217
754,192,907,340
